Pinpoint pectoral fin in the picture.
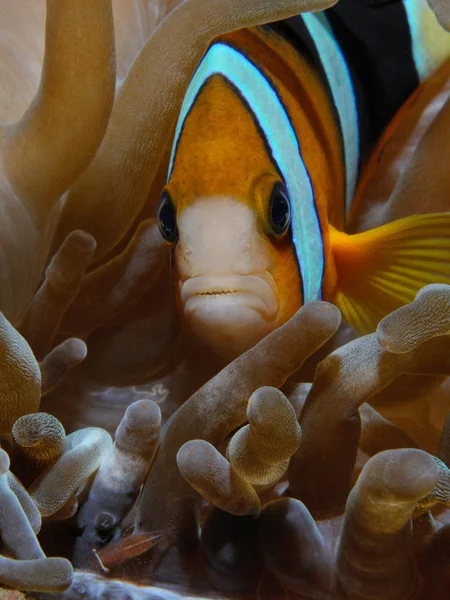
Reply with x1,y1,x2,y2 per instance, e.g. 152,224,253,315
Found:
330,213,450,334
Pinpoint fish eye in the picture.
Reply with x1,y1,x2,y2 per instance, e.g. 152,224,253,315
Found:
268,182,291,238
157,191,178,243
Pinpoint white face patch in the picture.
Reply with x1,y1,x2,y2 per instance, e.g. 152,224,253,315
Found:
169,41,324,304
175,197,281,359
175,197,272,280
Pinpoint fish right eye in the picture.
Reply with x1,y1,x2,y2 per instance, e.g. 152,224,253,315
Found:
157,191,178,244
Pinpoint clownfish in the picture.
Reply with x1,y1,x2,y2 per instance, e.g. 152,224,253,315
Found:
158,0,450,360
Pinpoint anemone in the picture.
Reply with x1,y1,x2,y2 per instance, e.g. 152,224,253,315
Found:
0,0,450,598
428,0,450,30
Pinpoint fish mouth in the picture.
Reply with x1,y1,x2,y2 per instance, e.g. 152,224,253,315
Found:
180,273,279,320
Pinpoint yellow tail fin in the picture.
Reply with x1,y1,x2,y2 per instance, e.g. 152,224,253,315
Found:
330,213,450,334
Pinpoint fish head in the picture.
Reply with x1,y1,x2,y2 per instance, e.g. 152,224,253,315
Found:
159,75,302,360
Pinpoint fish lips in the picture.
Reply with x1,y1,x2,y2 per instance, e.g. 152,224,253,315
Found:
180,273,280,357
181,273,279,320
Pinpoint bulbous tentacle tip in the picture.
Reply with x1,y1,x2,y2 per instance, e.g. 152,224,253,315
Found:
29,427,113,517
12,412,65,469
336,449,440,600
116,399,162,452
177,439,261,516
415,455,450,515
302,300,342,326
227,387,301,489
39,338,88,396
377,283,450,354
358,448,440,503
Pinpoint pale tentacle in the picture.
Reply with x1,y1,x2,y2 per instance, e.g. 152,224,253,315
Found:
57,0,339,260
7,472,42,534
227,387,301,490
177,440,261,516
79,399,161,521
59,571,199,599
0,449,44,559
0,555,73,593
112,0,185,81
336,449,439,600
0,1,46,125
1,0,116,214
80,264,179,387
72,400,161,567
382,92,450,221
29,427,112,517
377,284,450,354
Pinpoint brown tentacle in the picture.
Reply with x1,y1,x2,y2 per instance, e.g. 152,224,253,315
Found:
135,302,340,547
1,0,115,215
57,221,168,341
382,92,450,222
427,0,450,30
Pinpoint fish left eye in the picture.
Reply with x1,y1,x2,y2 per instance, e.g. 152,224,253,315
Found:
268,182,291,238
157,191,178,244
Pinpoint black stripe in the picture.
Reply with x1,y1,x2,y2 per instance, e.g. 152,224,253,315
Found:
325,0,419,158
275,0,420,167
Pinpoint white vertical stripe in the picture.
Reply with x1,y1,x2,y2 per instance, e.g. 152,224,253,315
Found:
303,12,359,217
169,42,324,302
403,0,450,81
